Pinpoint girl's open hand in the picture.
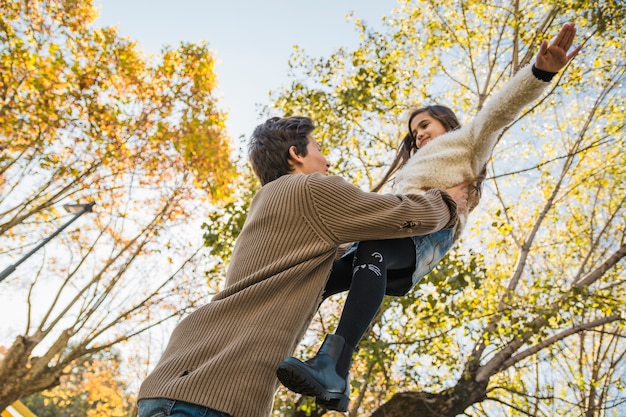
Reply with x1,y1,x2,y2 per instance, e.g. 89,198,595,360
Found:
535,22,583,73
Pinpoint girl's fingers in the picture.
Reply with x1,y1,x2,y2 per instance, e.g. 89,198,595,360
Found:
566,44,583,61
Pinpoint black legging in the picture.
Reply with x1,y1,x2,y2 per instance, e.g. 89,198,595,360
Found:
321,238,416,375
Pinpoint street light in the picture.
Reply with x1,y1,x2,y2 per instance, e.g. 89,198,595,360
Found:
0,201,96,284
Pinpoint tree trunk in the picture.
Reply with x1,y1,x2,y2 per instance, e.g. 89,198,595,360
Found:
0,335,62,411
370,376,488,417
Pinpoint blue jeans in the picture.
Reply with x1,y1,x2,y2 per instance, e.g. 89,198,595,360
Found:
137,398,232,417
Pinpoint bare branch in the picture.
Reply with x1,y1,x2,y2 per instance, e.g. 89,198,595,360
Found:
497,314,622,374
573,243,626,289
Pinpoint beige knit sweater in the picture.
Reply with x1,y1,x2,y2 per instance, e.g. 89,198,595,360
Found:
138,173,458,417
394,64,550,235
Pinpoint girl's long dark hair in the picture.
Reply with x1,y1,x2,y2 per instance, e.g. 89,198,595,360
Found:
372,105,460,192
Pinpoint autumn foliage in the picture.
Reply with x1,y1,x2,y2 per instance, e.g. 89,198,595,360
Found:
0,0,234,410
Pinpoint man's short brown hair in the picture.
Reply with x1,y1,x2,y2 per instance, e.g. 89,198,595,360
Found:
248,116,315,185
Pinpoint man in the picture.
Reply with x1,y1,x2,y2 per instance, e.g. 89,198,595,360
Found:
137,116,468,417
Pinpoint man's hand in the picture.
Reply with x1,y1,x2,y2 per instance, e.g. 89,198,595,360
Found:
445,182,469,215
535,22,583,73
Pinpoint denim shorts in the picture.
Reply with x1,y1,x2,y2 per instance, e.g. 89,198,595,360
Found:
137,398,232,417
410,228,454,285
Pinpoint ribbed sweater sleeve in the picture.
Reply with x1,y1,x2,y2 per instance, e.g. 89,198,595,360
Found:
305,174,458,243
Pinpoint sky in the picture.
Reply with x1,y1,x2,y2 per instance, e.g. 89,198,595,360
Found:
94,0,399,145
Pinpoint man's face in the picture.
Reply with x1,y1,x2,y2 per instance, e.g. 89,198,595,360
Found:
300,135,330,175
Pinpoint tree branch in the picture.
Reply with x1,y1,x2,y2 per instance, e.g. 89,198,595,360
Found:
501,314,621,373
573,243,626,289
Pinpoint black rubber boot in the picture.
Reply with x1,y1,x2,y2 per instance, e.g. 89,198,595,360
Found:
276,334,350,411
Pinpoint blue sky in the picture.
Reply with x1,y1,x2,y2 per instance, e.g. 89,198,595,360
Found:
95,0,398,144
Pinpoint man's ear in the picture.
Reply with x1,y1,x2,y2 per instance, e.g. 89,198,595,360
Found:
288,145,304,166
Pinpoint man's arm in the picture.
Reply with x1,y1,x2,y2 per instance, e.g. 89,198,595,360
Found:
306,174,460,245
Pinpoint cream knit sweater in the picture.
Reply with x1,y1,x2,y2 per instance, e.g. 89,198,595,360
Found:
138,173,458,417
394,64,551,234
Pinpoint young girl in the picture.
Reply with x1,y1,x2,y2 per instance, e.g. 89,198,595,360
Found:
277,23,582,411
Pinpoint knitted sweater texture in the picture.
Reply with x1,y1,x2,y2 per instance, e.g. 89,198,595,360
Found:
394,64,551,234
138,173,458,417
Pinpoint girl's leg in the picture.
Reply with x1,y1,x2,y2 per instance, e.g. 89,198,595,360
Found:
334,238,415,376
277,238,415,411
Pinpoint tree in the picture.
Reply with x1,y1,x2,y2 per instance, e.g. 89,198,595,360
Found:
21,349,134,417
265,0,625,415
0,0,235,409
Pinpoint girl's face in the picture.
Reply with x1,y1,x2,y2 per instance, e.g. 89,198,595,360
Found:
410,112,448,148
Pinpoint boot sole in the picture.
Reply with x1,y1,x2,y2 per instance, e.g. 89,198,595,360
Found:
276,361,349,409
317,396,350,412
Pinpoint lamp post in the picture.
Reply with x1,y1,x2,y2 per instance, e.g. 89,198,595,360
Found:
0,201,96,284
